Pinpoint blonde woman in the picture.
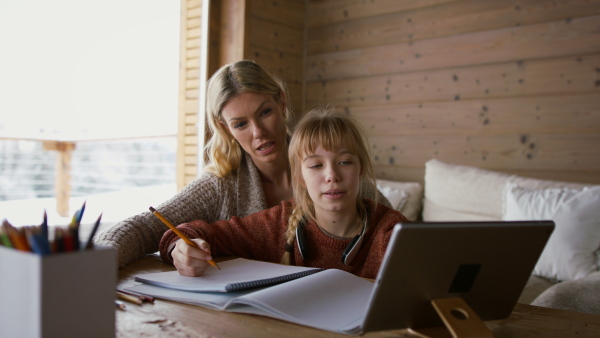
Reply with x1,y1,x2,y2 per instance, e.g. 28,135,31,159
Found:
97,60,392,267
161,108,407,279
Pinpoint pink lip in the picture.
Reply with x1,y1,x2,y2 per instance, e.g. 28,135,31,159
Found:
256,141,275,154
323,189,346,200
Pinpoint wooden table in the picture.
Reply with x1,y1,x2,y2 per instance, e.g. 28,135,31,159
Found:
116,255,600,337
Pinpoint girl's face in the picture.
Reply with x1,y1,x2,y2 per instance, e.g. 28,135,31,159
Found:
300,145,362,217
220,92,288,167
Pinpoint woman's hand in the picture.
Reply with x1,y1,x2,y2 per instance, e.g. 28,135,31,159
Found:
171,238,214,276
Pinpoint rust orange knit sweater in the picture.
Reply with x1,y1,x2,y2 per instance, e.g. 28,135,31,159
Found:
159,199,409,279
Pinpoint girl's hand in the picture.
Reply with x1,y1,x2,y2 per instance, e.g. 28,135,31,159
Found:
171,238,214,276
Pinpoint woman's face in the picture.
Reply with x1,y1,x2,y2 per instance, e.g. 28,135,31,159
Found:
300,145,362,217
220,92,288,167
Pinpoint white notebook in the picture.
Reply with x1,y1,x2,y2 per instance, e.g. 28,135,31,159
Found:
128,268,372,334
127,258,372,334
134,258,323,292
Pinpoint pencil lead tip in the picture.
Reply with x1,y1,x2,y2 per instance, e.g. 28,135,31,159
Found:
149,206,156,213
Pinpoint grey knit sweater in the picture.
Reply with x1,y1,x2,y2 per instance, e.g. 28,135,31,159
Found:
95,152,390,267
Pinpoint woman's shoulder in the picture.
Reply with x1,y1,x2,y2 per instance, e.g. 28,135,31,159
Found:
185,170,235,192
191,152,258,188
169,171,238,214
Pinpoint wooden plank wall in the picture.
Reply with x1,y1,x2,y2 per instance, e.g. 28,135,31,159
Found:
177,0,202,189
245,0,306,119
305,0,600,185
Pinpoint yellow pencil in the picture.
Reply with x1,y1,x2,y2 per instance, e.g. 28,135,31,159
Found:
149,207,220,270
116,291,142,305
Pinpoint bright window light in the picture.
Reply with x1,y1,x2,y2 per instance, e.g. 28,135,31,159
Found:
0,0,180,138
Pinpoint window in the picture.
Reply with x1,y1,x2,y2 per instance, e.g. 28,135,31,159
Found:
0,0,181,224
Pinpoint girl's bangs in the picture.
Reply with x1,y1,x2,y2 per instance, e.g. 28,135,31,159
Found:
296,118,361,159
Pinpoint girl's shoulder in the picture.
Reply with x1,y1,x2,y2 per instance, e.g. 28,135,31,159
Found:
267,199,296,218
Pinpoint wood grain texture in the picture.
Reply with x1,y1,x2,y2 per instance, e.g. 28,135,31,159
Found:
368,133,600,171
308,0,600,55
307,0,460,27
307,15,600,81
348,93,600,135
246,0,306,116
248,46,304,85
307,54,600,108
248,17,304,56
247,46,304,111
375,165,600,186
252,0,305,30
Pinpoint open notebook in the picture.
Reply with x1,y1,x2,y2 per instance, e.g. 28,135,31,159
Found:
134,258,323,292
126,220,553,335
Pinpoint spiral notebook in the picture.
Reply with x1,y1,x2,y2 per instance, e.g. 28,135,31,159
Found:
133,258,323,292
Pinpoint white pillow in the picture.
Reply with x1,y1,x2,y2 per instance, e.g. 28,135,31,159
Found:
377,184,408,211
503,183,600,281
422,159,592,221
376,179,423,221
423,159,511,221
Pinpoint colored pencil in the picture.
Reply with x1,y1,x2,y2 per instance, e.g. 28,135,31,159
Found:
53,227,64,253
0,222,14,248
24,226,49,255
4,221,30,252
70,201,86,250
62,228,75,252
84,213,103,250
41,210,48,246
117,288,154,303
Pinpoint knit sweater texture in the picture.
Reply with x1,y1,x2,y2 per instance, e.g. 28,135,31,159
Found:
95,152,391,267
160,199,408,279
95,153,270,267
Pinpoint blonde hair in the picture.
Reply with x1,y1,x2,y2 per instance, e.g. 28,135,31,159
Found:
281,107,377,264
203,60,293,177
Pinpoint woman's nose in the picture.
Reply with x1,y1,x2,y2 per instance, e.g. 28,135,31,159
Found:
252,122,266,138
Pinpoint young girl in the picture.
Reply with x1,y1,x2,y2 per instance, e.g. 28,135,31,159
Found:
159,108,409,279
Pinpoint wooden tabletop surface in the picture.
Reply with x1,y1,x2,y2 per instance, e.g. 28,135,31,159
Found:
115,255,600,337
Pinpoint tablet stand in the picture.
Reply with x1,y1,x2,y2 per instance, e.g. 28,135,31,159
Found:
408,297,493,338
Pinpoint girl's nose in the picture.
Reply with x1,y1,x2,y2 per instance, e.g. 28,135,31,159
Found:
325,166,340,183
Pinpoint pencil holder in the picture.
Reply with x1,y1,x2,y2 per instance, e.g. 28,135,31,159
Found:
0,245,116,338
